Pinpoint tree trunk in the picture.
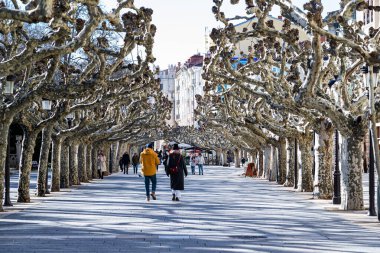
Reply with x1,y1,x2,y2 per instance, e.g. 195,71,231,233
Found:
70,142,80,185
284,138,295,187
112,142,120,173
234,148,241,168
278,137,287,184
86,145,93,180
299,135,314,192
269,146,277,182
258,150,264,177
17,131,38,202
317,122,334,199
78,144,88,183
340,136,364,210
92,146,98,178
60,140,70,188
37,126,53,197
51,136,62,192
0,118,13,211
216,148,222,165
263,146,271,179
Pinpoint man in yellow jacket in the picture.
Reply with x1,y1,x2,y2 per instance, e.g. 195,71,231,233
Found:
140,143,160,202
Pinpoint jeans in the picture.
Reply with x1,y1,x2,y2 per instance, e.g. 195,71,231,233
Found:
191,166,195,175
133,164,138,174
122,163,129,174
98,170,104,179
144,175,157,197
198,164,203,175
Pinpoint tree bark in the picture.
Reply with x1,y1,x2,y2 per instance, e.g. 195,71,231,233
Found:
284,138,295,187
258,150,264,177
78,144,88,183
37,125,53,197
17,131,38,202
51,136,62,192
341,136,364,210
86,145,93,180
317,123,334,199
299,135,314,192
234,148,241,168
0,118,13,210
269,146,277,182
92,146,98,178
60,140,70,188
112,141,120,173
70,142,80,185
263,146,271,179
278,137,287,185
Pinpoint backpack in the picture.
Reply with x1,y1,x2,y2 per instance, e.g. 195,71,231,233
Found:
169,154,181,175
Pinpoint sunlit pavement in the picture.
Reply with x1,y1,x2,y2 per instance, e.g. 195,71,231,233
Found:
1,166,380,253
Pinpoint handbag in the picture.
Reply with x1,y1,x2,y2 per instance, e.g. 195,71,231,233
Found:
169,155,181,175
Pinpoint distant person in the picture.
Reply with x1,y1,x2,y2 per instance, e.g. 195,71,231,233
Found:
97,150,106,179
132,153,139,174
140,143,160,202
165,143,188,201
190,156,196,175
119,156,123,172
197,154,205,175
241,157,246,167
121,152,130,174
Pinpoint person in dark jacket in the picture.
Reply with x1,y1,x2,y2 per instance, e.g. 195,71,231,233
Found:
131,153,139,174
122,152,130,174
165,144,188,201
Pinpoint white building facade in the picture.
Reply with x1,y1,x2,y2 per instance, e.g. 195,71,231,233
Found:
175,55,205,127
158,65,176,126
357,0,380,34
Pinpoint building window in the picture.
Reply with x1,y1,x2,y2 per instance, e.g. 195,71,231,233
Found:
160,83,163,90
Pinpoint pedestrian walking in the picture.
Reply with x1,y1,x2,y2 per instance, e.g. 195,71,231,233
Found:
121,152,130,174
165,144,188,201
132,153,139,174
190,156,196,175
197,154,205,175
97,150,106,179
140,143,160,202
119,156,123,172
241,157,246,167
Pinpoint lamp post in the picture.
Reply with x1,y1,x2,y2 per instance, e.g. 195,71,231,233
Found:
3,75,16,95
41,99,52,111
3,76,15,207
333,129,341,204
4,128,13,206
65,113,73,185
294,138,298,189
363,65,379,217
41,103,54,194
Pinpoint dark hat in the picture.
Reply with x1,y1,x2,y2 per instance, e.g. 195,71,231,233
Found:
173,143,179,150
146,143,154,149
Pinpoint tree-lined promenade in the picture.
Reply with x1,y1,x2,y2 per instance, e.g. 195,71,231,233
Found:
1,166,380,253
1,0,380,231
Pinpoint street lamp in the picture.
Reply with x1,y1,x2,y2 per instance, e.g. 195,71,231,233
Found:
2,76,16,207
4,128,13,206
362,64,378,216
332,128,341,204
3,75,16,95
66,113,74,128
41,99,52,110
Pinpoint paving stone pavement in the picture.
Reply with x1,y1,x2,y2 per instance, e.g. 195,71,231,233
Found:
1,165,380,253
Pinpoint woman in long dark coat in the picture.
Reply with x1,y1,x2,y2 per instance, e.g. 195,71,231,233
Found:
165,144,188,201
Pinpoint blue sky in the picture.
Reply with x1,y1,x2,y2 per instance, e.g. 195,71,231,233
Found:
101,1,340,69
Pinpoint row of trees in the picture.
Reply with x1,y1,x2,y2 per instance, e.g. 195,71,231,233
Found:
0,0,171,211
189,0,380,212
